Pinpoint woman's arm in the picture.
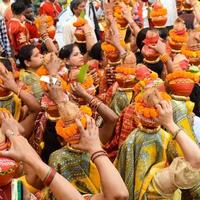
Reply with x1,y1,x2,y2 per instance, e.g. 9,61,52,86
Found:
20,112,37,138
120,2,141,37
0,114,84,200
0,66,41,113
43,38,58,54
81,22,97,51
149,40,173,74
73,117,129,200
156,100,200,168
0,112,128,200
71,83,118,144
39,21,58,53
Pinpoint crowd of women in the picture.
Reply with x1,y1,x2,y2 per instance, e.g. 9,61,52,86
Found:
0,0,200,199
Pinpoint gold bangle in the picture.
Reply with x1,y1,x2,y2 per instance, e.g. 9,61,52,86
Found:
172,128,182,140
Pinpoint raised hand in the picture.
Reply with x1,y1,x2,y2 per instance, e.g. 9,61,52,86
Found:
155,100,174,130
70,82,88,99
149,39,167,55
47,77,69,104
0,112,24,137
45,53,61,76
120,2,133,22
0,128,38,163
104,0,115,16
0,63,18,93
72,116,102,154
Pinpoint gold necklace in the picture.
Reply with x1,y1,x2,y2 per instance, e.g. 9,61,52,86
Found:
66,143,83,153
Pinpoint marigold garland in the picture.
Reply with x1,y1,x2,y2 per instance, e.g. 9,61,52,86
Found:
169,29,188,43
73,19,86,27
55,106,92,142
36,66,48,77
115,66,135,75
66,76,94,92
150,8,167,18
134,92,171,119
166,71,199,83
79,105,92,116
35,16,55,38
101,42,118,53
133,72,158,93
181,46,200,58
81,76,94,89
35,16,54,28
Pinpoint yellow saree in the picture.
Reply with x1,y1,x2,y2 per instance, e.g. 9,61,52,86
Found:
48,145,101,199
115,127,172,200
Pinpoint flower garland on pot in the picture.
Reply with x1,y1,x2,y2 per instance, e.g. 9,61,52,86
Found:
133,72,159,94
150,1,167,28
101,42,121,63
73,18,87,43
113,4,128,29
166,70,199,97
134,90,171,129
181,46,200,66
35,15,56,39
168,18,188,53
115,65,136,88
55,105,92,144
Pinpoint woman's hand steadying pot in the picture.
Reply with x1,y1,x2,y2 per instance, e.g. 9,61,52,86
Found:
72,115,102,155
0,113,38,164
155,100,174,130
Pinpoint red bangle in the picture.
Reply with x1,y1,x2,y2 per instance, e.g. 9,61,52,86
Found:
43,168,56,186
92,153,108,163
91,150,107,162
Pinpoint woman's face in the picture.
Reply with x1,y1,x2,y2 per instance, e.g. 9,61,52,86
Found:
26,48,43,69
68,46,84,67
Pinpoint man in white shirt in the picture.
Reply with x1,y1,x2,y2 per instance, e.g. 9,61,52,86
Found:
56,0,98,48
143,0,178,28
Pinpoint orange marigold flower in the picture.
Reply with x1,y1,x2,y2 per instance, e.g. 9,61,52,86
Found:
65,76,94,92
134,91,171,119
115,66,135,75
150,8,167,17
80,105,92,116
55,106,92,142
150,72,158,79
73,19,86,27
181,45,200,58
36,66,48,77
166,71,199,83
169,29,188,43
101,42,117,53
